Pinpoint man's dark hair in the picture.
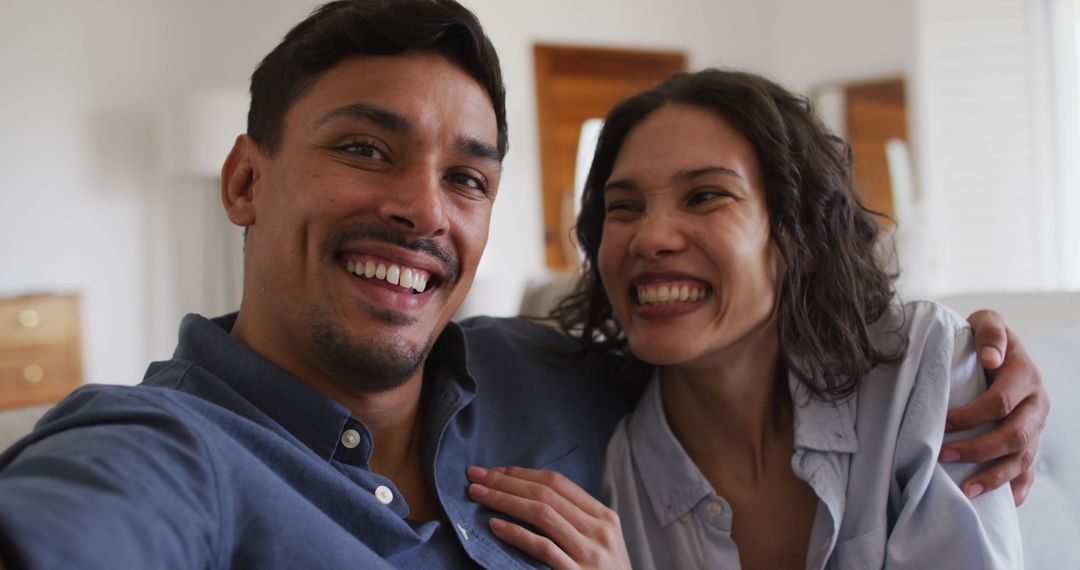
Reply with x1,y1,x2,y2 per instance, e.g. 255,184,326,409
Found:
248,0,507,160
552,68,903,401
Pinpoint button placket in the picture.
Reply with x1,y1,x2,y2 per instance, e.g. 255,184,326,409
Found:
340,429,361,449
374,485,394,505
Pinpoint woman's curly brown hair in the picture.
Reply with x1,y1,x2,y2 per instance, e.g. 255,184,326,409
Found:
551,68,903,401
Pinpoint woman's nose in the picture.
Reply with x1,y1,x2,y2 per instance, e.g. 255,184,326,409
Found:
628,211,687,259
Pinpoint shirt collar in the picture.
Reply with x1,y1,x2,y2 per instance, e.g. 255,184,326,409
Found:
166,313,476,463
788,373,859,454
626,368,859,527
627,372,716,527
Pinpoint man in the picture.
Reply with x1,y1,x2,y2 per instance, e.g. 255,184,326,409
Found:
0,1,1047,568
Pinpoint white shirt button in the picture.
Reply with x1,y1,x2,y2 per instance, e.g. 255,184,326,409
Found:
375,485,394,505
707,501,724,517
340,429,361,449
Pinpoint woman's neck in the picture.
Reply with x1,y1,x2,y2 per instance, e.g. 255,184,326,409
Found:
660,322,792,486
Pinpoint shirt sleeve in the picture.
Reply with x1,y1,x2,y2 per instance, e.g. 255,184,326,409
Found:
885,311,1023,569
0,389,224,569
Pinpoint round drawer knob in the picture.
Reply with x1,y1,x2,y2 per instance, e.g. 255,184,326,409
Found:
22,364,45,384
17,309,41,329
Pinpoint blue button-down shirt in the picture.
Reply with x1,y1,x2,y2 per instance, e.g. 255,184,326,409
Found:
604,300,1023,569
0,313,631,569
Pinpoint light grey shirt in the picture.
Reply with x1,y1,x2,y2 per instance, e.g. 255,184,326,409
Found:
604,300,1022,569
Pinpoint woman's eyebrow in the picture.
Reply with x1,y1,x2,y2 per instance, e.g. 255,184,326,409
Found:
604,165,744,193
674,165,743,182
603,178,639,193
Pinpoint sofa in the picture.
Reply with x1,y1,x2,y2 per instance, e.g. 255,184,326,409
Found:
937,292,1080,569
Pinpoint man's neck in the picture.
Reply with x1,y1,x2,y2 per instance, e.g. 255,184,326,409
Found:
230,309,442,520
357,374,445,522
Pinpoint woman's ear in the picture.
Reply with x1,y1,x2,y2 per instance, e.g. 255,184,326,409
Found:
221,134,261,228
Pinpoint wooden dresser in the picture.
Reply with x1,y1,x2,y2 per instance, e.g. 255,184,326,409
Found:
0,294,83,411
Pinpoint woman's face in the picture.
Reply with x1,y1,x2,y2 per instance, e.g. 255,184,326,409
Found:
597,104,783,369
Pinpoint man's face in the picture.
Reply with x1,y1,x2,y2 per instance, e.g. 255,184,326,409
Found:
227,51,500,393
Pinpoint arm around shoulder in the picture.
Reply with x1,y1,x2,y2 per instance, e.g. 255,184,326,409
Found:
886,304,1023,568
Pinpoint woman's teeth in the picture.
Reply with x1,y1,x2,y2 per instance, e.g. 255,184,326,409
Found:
637,284,709,305
347,260,429,293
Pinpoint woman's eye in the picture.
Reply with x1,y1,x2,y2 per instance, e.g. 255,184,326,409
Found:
687,189,728,206
605,201,640,213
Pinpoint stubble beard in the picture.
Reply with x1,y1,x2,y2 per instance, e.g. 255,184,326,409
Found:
307,305,435,392
306,222,461,392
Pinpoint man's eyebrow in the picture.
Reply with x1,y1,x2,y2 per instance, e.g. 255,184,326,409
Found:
456,136,503,169
315,103,411,134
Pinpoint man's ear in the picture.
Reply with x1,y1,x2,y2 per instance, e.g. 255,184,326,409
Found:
221,134,261,227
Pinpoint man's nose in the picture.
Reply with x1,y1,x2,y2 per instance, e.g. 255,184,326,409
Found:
628,211,687,260
377,168,450,237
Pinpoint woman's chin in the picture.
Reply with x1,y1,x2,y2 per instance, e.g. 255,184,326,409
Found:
628,339,699,368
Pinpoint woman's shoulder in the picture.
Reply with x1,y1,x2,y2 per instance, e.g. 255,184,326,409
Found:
872,298,972,345
857,298,985,451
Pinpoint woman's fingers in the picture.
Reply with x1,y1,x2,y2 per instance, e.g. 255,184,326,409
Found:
467,467,591,557
489,466,611,519
467,466,631,569
488,517,577,570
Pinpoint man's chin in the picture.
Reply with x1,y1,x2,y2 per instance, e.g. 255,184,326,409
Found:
308,307,433,392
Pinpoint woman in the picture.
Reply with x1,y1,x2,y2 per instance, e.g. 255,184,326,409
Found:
467,69,1022,569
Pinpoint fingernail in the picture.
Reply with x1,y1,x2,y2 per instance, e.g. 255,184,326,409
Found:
944,421,954,433
965,483,985,499
491,466,507,473
490,518,506,531
980,346,1003,367
467,466,488,480
468,483,489,498
940,448,961,462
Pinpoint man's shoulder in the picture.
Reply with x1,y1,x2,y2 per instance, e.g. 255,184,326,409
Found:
20,382,208,446
455,316,622,385
456,315,578,349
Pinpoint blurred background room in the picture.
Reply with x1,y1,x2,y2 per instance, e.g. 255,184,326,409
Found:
1,0,1076,386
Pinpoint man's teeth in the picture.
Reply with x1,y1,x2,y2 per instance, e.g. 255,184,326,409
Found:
637,284,709,305
346,260,429,293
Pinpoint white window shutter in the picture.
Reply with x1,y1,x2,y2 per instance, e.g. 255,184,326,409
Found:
913,0,1059,293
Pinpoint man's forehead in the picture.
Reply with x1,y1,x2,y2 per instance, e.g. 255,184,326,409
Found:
278,53,498,149
299,53,494,121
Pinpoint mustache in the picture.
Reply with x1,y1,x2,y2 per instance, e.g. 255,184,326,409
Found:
323,223,460,285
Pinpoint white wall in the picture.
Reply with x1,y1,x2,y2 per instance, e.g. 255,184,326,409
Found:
765,0,915,93
0,0,314,384
1,0,921,386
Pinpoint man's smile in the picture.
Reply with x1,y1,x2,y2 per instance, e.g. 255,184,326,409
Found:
343,254,432,293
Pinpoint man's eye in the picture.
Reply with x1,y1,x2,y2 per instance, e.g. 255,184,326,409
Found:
446,172,488,194
339,141,386,160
